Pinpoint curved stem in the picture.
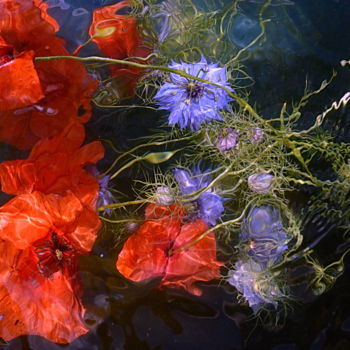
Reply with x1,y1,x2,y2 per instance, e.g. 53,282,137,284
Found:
35,55,265,124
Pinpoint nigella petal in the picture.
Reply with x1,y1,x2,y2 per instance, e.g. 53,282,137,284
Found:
173,169,199,195
168,108,184,127
197,192,224,226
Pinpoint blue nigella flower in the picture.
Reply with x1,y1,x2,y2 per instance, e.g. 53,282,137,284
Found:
173,166,224,226
240,205,289,265
154,56,233,131
227,259,283,313
96,175,115,216
85,165,115,215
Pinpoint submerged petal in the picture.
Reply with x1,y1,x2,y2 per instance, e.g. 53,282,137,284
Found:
117,204,222,295
0,240,87,343
163,219,222,296
0,49,44,111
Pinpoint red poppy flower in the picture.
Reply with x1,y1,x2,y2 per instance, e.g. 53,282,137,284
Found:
0,189,100,252
88,1,152,98
0,122,104,209
116,203,223,296
0,0,97,149
0,223,88,343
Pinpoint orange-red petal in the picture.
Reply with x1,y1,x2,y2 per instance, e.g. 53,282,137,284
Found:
162,219,223,296
116,207,183,281
0,192,82,250
89,1,151,98
0,50,44,111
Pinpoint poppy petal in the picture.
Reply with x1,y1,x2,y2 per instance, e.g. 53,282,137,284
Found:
0,240,87,344
163,219,223,296
116,206,183,281
0,50,44,111
0,192,82,249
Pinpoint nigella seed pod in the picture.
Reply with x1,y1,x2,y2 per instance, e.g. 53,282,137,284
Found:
249,126,264,143
155,186,174,205
248,173,274,194
216,128,239,151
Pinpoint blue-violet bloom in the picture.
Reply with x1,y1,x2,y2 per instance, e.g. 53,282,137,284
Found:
227,259,283,313
154,56,233,131
86,165,115,215
173,166,224,226
240,205,289,265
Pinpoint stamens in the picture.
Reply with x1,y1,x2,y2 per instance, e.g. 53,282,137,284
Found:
34,232,76,278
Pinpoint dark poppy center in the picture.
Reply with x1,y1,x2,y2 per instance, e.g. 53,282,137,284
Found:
0,41,14,66
186,82,204,99
34,232,76,278
0,54,12,66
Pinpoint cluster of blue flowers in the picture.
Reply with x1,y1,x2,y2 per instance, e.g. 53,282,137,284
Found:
173,166,224,226
228,205,289,311
155,56,232,131
154,56,288,312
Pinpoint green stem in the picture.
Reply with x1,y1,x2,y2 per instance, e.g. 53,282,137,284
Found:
35,55,265,124
97,199,146,211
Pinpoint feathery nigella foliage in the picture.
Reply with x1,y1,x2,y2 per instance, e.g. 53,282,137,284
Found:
154,56,232,131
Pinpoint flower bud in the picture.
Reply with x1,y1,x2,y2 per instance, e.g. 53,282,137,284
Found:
155,186,174,205
249,126,264,143
216,128,239,151
248,173,273,194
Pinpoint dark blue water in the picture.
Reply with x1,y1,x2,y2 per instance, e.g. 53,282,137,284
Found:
3,1,350,349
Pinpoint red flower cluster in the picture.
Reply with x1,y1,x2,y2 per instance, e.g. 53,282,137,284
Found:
0,0,97,149
0,0,150,149
117,203,223,296
0,0,149,344
0,123,104,343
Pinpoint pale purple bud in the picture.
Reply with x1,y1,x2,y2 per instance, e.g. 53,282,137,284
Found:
248,173,274,194
155,186,174,205
125,222,139,233
249,126,264,143
216,128,239,151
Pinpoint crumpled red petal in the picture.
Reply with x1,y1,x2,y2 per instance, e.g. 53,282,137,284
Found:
162,219,223,296
89,0,151,98
0,239,88,344
0,191,82,250
0,123,104,206
0,48,44,111
116,204,222,295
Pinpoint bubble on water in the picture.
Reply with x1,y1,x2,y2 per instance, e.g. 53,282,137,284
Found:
229,13,261,48
46,0,70,10
72,8,89,17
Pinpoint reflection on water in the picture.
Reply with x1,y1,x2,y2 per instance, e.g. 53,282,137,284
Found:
1,0,350,349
